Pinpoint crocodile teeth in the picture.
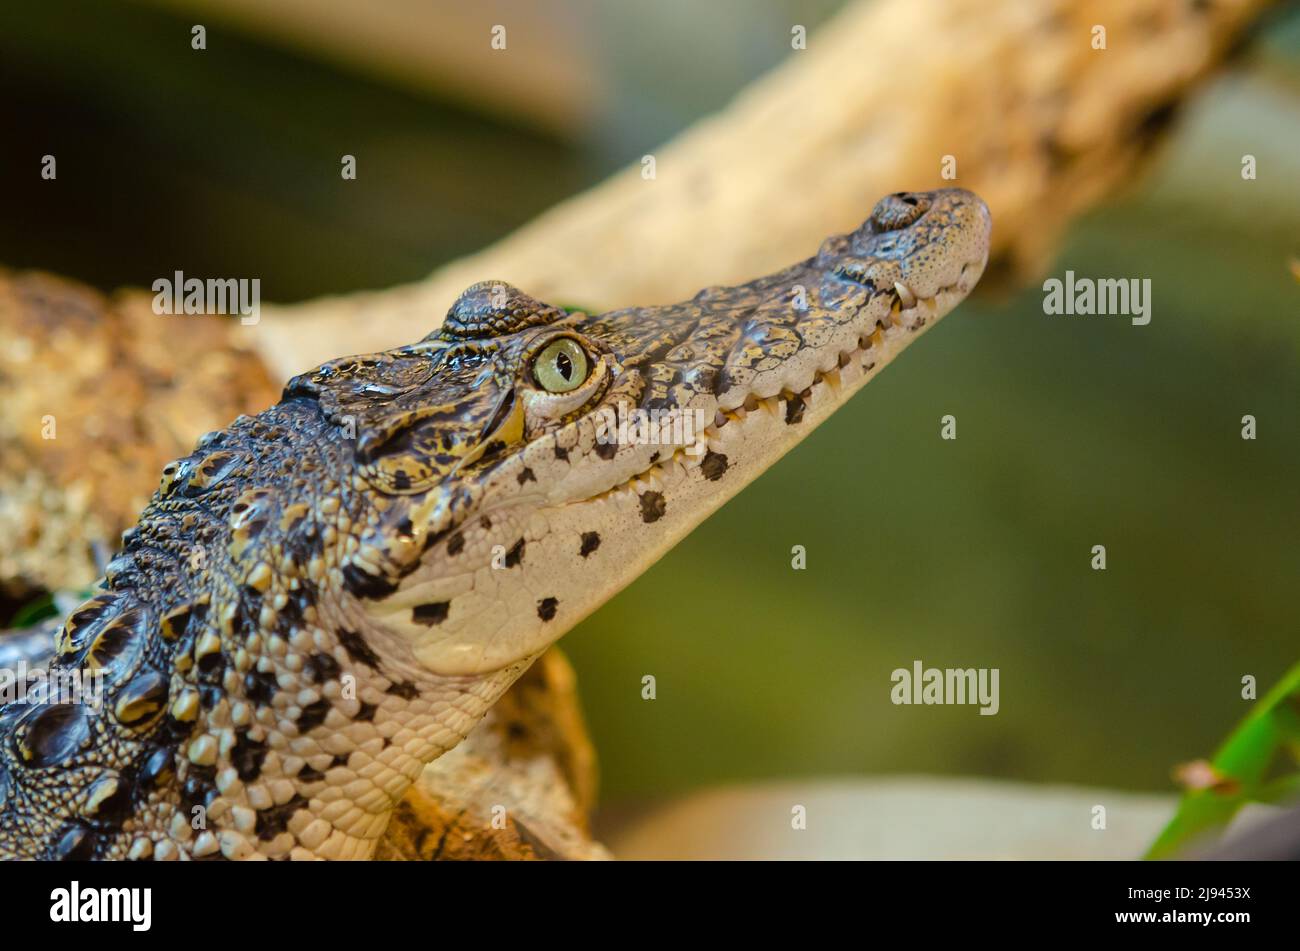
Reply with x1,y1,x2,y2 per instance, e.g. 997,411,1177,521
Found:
894,281,916,309
821,369,843,397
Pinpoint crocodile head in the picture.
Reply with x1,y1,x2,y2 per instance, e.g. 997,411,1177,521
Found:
0,188,989,859
293,188,990,677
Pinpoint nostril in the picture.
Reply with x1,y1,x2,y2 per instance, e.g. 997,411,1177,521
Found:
870,192,930,232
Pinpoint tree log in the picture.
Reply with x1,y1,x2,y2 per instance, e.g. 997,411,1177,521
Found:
254,0,1274,381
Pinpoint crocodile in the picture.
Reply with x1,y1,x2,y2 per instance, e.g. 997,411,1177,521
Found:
0,188,990,860
0,273,603,858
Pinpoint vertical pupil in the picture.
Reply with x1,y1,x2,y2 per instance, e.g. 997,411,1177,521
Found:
555,352,573,380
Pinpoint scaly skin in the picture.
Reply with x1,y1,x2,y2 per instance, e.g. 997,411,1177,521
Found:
0,188,990,859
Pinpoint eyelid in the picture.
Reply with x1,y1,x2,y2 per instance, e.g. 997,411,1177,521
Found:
526,332,588,360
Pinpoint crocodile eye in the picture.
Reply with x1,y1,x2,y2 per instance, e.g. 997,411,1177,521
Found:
532,338,589,393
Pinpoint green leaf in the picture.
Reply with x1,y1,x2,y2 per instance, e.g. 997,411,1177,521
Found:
1146,662,1300,859
9,591,60,629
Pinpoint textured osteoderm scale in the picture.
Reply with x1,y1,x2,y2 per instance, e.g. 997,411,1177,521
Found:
0,189,990,859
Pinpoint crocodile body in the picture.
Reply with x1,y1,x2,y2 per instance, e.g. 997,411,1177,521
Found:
0,188,990,859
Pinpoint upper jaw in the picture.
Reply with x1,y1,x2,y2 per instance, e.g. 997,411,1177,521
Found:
581,188,987,410
387,187,990,498
529,187,991,487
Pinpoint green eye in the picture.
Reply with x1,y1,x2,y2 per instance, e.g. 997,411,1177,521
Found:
532,338,590,393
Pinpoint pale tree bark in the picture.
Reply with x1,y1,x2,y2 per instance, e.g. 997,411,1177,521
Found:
254,0,1275,381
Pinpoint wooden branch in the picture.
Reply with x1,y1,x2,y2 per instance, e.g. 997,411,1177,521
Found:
376,648,608,860
1,0,1276,860
254,0,1275,381
0,271,281,596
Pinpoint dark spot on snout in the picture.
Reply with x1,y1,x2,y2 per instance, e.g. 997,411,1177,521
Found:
537,598,559,622
579,532,601,558
412,602,450,626
517,467,536,485
639,492,667,523
701,451,728,481
504,538,526,568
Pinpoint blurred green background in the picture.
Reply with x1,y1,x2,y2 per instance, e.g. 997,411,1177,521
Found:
1,0,1296,810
